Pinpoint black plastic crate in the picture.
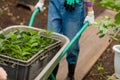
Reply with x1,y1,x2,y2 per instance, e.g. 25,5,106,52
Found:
0,26,62,80
0,40,61,80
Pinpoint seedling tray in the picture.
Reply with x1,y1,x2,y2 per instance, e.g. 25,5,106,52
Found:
0,25,62,80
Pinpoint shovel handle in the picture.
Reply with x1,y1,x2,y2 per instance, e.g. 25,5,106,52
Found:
28,8,40,27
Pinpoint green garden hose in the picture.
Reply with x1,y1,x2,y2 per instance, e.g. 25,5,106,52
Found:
28,8,40,27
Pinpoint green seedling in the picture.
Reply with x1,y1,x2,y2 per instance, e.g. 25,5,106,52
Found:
0,29,56,61
97,65,104,71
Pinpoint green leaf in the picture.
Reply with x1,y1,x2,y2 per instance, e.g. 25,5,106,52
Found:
115,12,120,24
97,65,104,71
22,52,31,56
115,1,120,7
0,34,5,39
113,26,119,32
31,43,39,47
99,34,105,38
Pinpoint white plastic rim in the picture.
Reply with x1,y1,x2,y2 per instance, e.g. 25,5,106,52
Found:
113,45,120,54
113,45,120,78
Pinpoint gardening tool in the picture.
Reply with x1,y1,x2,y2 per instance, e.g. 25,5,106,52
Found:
28,8,89,80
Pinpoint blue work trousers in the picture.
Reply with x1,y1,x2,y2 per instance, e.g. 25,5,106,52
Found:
47,0,86,64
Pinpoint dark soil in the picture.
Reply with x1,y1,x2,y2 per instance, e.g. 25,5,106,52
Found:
0,0,116,80
0,0,48,29
83,40,119,80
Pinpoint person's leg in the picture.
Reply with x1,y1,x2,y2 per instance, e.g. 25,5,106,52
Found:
62,1,86,80
47,0,63,33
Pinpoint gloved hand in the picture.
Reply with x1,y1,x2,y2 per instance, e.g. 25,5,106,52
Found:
84,11,95,24
64,0,80,12
35,0,46,12
0,67,7,80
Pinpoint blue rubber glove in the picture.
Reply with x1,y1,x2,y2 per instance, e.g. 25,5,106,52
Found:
64,0,80,12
